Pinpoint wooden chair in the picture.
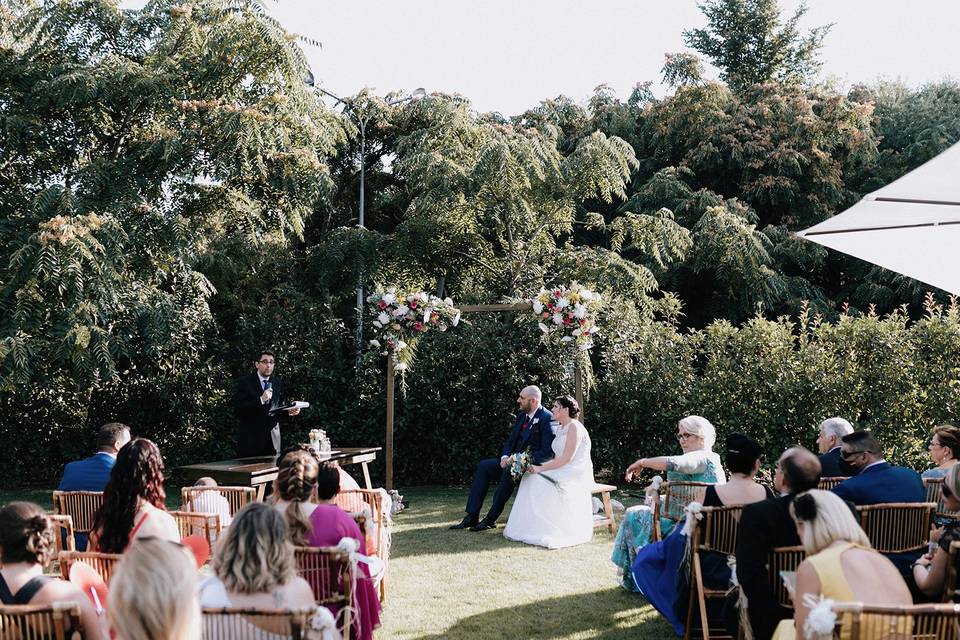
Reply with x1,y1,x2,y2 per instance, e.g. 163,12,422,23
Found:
58,550,122,584
0,602,84,640
817,477,846,491
653,481,711,541
45,515,76,576
684,505,743,640
926,477,960,521
333,488,389,601
201,607,312,638
169,510,222,554
51,491,103,545
830,602,960,639
293,546,354,640
768,546,806,608
591,483,617,534
856,502,937,557
181,486,256,517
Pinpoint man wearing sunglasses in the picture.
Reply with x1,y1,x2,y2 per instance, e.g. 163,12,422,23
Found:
233,350,301,458
832,430,924,507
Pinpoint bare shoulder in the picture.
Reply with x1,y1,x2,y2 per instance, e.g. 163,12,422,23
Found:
288,576,316,607
35,577,84,603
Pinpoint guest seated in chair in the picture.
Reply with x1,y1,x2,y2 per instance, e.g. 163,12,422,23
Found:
832,431,924,505
271,445,322,546
58,422,131,492
736,447,821,640
815,417,854,478
922,424,960,480
912,463,960,599
0,502,104,640
89,438,179,552
772,490,911,640
630,433,771,636
612,415,726,591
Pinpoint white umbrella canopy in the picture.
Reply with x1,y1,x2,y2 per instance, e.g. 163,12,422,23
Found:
796,142,960,295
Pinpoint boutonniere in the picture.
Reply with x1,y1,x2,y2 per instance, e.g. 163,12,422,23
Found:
532,418,540,425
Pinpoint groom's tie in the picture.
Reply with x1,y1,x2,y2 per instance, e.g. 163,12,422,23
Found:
520,415,531,432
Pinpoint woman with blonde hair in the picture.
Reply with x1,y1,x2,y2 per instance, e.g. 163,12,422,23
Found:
612,415,726,590
108,537,199,640
772,490,911,639
271,445,321,546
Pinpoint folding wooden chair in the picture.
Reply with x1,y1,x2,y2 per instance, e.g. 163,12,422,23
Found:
768,545,806,608
0,602,84,640
856,502,937,557
831,602,960,639
45,514,76,576
58,550,122,584
181,486,256,518
334,488,389,601
293,546,354,640
169,510,222,554
51,490,103,549
817,477,846,491
201,607,313,639
684,505,743,640
654,481,712,541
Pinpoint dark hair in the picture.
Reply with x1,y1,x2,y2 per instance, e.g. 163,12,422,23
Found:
0,502,53,565
934,425,960,461
792,492,818,522
96,422,130,449
316,463,341,501
553,395,580,419
841,430,882,455
724,432,763,475
780,447,821,493
90,438,167,553
254,350,275,362
273,445,321,545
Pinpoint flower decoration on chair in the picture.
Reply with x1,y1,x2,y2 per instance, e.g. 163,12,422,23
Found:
530,282,603,351
366,287,461,370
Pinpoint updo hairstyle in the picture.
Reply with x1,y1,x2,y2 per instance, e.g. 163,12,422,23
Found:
724,432,763,475
554,395,581,419
0,502,54,565
273,444,321,546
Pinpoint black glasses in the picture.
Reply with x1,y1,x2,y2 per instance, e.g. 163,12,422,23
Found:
840,449,863,461
258,359,275,364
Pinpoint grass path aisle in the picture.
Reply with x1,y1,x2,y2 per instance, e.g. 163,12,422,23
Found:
379,487,672,639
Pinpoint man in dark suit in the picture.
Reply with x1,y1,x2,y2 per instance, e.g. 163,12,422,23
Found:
450,385,555,532
233,350,300,458
736,447,821,640
816,416,855,478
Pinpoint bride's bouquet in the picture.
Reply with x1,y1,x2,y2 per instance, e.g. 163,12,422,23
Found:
509,447,560,488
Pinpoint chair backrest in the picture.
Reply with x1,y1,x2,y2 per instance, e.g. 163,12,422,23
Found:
181,486,256,517
46,515,76,575
51,491,104,534
694,505,744,556
856,502,936,554
58,550,122,584
292,546,353,639
334,489,386,555
768,546,806,608
831,602,960,640
817,477,846,491
201,607,310,639
947,540,960,604
927,477,960,521
661,481,712,523
0,602,84,640
169,510,222,552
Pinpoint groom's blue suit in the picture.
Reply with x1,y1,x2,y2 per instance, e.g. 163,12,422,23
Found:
465,405,555,525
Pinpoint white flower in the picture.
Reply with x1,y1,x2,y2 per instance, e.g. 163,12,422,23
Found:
572,328,582,337
560,336,573,343
423,309,432,323
802,595,837,637
395,362,408,371
532,300,543,314
681,501,704,536
377,311,390,325
555,297,569,310
418,292,429,303
393,304,409,317
310,606,336,632
382,293,396,305
552,313,564,325
538,322,550,333
580,289,594,302
369,339,381,348
336,537,360,554
372,320,382,329
451,312,460,327
391,323,401,330
444,297,453,306
573,303,587,319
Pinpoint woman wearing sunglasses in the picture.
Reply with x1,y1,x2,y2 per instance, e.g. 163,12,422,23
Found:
611,415,726,591
912,462,960,599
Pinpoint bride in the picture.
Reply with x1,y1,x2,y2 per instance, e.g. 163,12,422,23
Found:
503,394,594,549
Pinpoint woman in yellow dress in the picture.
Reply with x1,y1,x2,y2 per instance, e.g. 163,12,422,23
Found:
772,490,912,640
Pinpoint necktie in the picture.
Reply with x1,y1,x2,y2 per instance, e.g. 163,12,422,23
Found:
521,416,531,432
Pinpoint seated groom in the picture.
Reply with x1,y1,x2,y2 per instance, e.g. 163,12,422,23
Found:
450,385,554,532
58,422,131,492
815,416,855,477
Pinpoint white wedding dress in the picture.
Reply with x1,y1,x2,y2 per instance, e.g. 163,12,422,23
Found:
503,419,595,549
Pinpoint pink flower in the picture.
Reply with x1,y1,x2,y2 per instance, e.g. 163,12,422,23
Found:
410,301,418,309
541,312,549,318
378,301,387,310
414,322,424,331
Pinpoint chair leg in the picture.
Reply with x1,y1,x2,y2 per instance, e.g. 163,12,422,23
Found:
602,490,615,534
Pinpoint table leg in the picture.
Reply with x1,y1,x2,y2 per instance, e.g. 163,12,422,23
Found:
256,484,267,502
362,462,373,490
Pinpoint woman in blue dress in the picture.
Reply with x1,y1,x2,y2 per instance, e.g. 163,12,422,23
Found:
611,415,725,590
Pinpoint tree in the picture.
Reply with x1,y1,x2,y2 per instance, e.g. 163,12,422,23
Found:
683,0,832,91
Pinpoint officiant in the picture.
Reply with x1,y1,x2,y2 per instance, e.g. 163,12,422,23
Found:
233,350,301,457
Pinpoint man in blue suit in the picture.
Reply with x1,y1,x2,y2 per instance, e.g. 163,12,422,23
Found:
57,423,131,492
450,385,555,532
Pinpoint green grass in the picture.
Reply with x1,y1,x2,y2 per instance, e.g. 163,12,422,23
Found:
0,485,673,639
378,486,672,639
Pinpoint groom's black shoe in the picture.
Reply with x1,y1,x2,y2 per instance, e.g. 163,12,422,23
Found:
449,515,479,530
469,519,497,532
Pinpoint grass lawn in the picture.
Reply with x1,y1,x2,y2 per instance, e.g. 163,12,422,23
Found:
0,485,673,639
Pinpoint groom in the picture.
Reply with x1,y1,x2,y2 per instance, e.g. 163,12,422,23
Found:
450,385,555,532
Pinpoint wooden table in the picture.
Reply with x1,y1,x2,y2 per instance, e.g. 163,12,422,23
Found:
178,446,382,501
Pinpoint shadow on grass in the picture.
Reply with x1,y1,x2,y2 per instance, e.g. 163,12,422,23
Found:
411,588,672,640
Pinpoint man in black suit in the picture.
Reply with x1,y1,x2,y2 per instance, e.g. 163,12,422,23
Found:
736,447,821,640
816,416,855,477
450,385,555,532
233,350,300,457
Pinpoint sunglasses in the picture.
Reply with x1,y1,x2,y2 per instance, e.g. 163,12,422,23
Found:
840,450,864,461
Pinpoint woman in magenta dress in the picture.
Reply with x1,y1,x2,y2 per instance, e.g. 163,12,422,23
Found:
308,463,381,640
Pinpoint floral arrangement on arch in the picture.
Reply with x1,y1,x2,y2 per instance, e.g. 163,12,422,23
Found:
367,287,460,368
531,282,603,351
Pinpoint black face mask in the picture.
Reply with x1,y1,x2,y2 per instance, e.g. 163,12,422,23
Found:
838,458,859,477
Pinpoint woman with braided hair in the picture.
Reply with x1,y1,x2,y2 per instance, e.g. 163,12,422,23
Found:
0,502,104,638
271,444,322,546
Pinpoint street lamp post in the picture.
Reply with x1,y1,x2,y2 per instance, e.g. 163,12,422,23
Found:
316,87,425,368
